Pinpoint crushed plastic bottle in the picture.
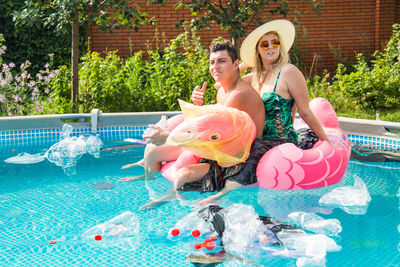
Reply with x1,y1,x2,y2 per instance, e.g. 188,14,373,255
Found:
168,208,212,240
82,211,140,250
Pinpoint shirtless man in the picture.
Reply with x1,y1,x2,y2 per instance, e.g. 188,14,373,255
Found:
121,40,267,209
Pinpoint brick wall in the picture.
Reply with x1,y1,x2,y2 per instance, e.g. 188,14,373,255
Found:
90,0,398,75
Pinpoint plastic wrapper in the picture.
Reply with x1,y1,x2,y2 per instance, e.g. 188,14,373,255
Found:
287,211,342,236
4,152,45,164
166,100,256,167
319,174,371,215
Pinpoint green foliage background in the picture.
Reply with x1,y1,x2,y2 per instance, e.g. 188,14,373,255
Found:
43,28,215,114
307,24,400,121
1,4,400,122
0,0,71,75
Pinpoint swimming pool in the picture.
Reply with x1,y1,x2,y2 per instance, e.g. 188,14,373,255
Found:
1,122,400,266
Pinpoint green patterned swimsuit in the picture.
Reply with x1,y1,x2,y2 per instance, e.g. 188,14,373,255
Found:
261,72,298,143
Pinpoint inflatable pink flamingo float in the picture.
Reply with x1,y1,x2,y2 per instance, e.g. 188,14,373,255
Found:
160,98,351,190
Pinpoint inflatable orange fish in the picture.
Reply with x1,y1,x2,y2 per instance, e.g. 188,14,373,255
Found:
166,100,256,167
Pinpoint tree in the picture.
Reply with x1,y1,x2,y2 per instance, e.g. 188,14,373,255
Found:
155,0,323,47
14,0,155,111
0,0,71,75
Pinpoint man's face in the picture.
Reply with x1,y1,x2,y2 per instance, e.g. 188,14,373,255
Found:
209,50,238,82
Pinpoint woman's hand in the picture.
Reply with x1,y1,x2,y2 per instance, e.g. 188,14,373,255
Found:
191,82,207,106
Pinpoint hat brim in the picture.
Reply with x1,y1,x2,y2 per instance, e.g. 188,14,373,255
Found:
240,20,295,67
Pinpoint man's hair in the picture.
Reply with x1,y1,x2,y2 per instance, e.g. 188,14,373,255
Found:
210,40,238,62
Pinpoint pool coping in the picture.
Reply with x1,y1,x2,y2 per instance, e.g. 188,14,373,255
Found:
1,111,399,135
0,110,182,132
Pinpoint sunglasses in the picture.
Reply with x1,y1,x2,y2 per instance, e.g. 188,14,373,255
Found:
259,39,280,49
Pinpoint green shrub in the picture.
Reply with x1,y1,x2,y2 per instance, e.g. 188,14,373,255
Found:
308,24,400,122
46,27,215,113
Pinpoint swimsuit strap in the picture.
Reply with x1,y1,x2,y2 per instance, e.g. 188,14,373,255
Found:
273,71,281,93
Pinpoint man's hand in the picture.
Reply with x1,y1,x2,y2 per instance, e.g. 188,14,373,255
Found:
191,82,207,106
143,125,169,146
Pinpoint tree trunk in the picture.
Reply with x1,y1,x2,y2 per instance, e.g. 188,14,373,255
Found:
232,37,239,48
71,9,79,111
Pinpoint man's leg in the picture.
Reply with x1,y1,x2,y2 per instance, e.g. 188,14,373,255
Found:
198,180,242,206
119,144,183,182
139,163,210,210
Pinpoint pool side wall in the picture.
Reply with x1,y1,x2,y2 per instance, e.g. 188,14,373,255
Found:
0,112,399,149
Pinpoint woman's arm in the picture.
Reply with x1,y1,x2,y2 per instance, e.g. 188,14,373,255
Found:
283,64,330,142
239,62,249,74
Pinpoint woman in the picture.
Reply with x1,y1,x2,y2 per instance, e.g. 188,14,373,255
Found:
240,19,330,144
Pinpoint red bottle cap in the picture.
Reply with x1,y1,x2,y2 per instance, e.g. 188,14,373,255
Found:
191,229,201,238
205,242,215,250
171,228,180,237
204,236,218,242
94,235,102,241
49,240,56,244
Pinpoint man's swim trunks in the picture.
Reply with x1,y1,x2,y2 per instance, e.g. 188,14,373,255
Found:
178,139,286,192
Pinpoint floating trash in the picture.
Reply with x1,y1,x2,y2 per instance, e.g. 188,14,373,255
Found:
123,138,147,145
45,124,103,176
319,174,371,215
4,152,45,164
82,211,140,250
92,182,114,190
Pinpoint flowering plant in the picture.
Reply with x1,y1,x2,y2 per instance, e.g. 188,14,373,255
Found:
0,33,59,116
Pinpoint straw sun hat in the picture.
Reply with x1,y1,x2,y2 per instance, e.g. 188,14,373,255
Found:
240,19,295,67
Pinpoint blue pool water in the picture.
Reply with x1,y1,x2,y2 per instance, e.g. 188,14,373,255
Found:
1,137,400,266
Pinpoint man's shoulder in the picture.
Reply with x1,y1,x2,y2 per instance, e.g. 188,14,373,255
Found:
234,80,256,94
228,82,262,106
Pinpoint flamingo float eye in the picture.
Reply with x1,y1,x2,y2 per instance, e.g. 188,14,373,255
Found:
209,134,220,140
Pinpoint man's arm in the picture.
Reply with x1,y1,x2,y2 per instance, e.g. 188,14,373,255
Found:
191,82,207,106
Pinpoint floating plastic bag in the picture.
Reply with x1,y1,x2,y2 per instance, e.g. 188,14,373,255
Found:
221,204,266,255
319,174,371,215
82,211,140,250
166,100,256,167
276,230,341,267
85,135,102,158
4,152,45,164
287,211,342,236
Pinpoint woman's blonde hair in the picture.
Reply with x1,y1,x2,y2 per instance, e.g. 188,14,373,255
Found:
251,32,289,92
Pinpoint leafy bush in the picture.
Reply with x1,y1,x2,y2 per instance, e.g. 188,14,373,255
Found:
46,28,215,113
308,24,400,121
